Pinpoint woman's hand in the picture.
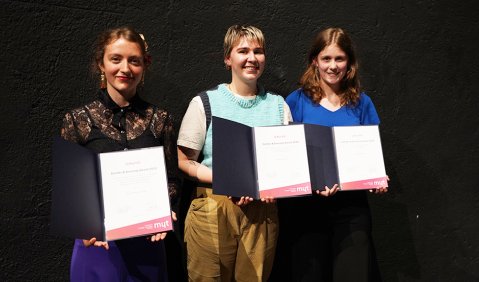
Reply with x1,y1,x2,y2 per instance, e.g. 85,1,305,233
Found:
315,184,339,197
82,238,109,250
148,211,177,242
229,196,254,206
369,186,388,194
260,197,276,204
369,176,389,194
149,232,167,242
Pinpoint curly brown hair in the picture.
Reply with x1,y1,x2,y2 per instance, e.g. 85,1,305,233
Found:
299,28,360,106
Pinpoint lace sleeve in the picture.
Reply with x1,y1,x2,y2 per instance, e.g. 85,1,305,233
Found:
60,107,92,144
60,112,80,143
152,110,180,211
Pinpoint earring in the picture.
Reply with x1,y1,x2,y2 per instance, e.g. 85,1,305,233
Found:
100,71,106,89
141,73,145,87
225,64,231,70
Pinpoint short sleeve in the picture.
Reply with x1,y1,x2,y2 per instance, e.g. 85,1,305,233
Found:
60,112,79,143
286,89,304,122
177,96,207,151
283,101,293,124
359,93,380,125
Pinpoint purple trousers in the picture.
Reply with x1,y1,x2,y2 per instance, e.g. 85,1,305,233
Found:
70,238,168,282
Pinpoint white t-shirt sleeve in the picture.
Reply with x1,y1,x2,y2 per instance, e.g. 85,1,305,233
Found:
283,101,293,125
177,96,206,151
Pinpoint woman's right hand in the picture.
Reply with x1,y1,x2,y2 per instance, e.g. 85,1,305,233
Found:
229,196,254,206
315,184,339,197
82,238,109,250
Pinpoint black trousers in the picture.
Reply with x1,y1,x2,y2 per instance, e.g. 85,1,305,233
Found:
271,191,382,282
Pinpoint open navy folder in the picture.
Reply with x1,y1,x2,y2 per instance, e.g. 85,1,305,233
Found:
50,136,104,240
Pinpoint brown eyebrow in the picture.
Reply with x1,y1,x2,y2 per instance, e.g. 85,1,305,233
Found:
107,54,142,59
236,47,264,52
320,55,346,59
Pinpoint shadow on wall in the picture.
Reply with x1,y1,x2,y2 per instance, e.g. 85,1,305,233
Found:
370,130,424,281
370,129,469,281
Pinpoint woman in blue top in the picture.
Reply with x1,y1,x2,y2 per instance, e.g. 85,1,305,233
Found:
276,27,388,282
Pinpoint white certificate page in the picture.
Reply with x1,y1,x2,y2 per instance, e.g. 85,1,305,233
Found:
98,147,171,237
253,124,311,196
333,125,387,184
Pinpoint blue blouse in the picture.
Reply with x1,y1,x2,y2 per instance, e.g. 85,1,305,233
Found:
286,88,380,126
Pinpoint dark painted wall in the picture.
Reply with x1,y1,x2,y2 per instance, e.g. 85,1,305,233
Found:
1,0,478,281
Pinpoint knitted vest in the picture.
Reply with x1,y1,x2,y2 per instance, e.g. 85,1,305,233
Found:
202,83,284,168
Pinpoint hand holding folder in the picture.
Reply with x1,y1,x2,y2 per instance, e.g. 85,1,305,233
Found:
212,117,388,198
51,137,173,241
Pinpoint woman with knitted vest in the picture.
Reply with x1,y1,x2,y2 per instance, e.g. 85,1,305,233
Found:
177,25,292,281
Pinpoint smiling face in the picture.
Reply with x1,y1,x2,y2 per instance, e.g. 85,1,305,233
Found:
224,37,265,85
314,43,348,91
99,37,145,101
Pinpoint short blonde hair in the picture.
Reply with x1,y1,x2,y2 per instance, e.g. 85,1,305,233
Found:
223,25,265,58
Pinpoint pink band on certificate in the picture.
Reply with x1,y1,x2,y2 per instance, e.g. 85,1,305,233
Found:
106,215,172,241
340,176,388,190
259,182,312,198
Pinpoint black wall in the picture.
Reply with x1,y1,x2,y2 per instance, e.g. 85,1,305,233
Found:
1,0,478,281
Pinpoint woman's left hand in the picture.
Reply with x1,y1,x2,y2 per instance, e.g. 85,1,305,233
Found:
369,187,388,194
148,211,176,242
229,196,254,206
150,232,167,242
315,184,339,197
369,176,389,194
260,197,276,204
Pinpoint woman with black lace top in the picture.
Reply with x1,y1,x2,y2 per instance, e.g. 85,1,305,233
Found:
61,26,178,282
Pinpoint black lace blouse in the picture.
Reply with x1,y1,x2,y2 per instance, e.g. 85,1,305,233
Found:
61,89,179,209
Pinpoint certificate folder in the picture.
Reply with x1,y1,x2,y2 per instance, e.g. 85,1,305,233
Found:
51,137,173,241
212,117,312,199
304,124,388,191
51,136,104,241
303,123,340,191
